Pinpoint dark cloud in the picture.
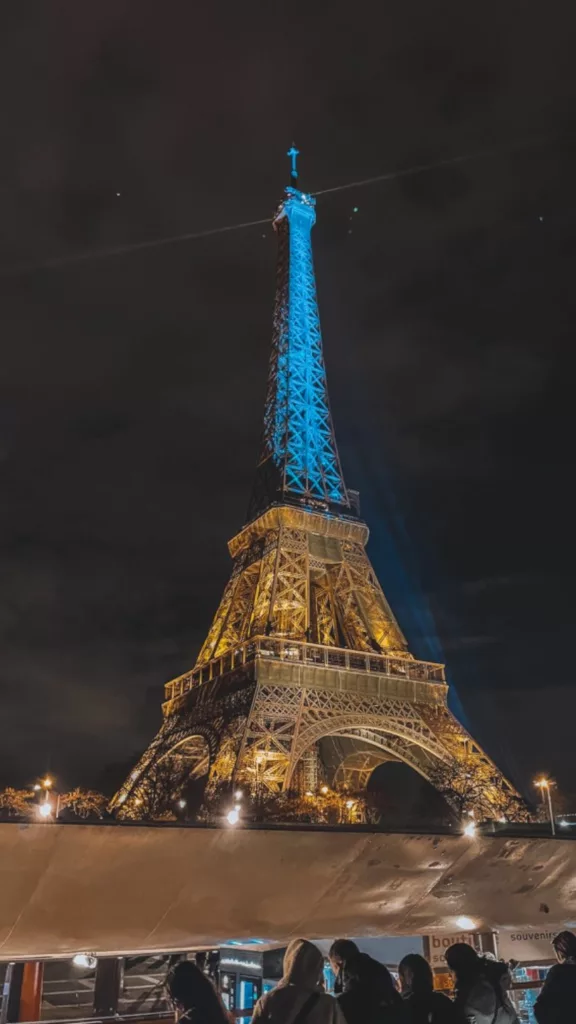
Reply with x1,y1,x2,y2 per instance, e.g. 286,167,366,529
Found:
0,0,574,793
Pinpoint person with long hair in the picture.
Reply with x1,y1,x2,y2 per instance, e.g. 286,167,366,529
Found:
166,960,231,1024
328,941,360,995
251,938,345,1024
445,944,517,1024
535,929,576,1023
398,953,463,1024
337,951,405,1024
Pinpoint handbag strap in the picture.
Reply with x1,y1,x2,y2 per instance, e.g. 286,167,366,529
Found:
291,992,320,1024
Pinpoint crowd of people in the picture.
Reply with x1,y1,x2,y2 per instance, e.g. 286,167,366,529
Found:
165,929,576,1024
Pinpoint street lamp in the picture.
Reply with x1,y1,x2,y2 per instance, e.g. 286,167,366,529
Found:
226,807,240,826
38,801,52,819
535,777,556,836
72,953,97,969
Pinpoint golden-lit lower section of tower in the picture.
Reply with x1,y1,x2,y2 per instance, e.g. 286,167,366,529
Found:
113,622,526,824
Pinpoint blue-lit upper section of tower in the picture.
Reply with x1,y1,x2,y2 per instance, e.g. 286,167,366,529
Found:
248,177,351,521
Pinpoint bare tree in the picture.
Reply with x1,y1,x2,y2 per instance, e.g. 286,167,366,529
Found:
429,756,531,823
428,757,499,820
60,788,108,819
0,788,34,818
129,758,191,820
493,789,533,823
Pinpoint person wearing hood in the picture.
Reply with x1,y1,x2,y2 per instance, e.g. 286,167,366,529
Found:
251,939,345,1024
398,953,463,1024
534,929,576,1023
445,944,518,1024
166,960,231,1024
328,940,360,995
337,951,406,1024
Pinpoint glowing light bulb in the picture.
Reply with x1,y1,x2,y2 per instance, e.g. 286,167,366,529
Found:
226,808,240,826
320,786,329,795
235,790,243,800
38,801,52,818
43,777,53,788
72,953,97,969
463,820,477,838
178,800,186,809
456,916,476,931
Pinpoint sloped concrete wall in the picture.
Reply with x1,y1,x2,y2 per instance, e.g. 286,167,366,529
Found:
0,823,573,958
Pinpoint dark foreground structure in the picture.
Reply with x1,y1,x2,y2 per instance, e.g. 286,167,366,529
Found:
0,821,574,958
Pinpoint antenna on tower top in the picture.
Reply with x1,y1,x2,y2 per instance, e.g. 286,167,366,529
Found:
287,144,299,186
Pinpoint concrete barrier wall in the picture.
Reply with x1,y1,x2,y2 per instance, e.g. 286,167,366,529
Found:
0,823,574,958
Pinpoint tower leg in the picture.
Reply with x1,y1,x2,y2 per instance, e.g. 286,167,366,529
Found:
18,962,43,1022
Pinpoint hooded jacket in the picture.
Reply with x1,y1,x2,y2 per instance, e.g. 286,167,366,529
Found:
455,979,518,1024
337,953,406,1024
251,940,345,1024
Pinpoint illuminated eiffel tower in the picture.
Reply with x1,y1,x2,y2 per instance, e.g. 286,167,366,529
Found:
113,150,520,821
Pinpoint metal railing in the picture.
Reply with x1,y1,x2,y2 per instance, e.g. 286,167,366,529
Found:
164,637,445,702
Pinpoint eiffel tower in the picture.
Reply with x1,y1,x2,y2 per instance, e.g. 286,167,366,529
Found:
113,150,519,821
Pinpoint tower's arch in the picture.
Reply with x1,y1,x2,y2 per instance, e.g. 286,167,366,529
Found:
158,733,211,779
331,748,393,789
284,718,447,792
283,711,449,792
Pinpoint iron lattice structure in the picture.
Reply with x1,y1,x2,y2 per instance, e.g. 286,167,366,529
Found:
112,170,521,822
249,188,349,519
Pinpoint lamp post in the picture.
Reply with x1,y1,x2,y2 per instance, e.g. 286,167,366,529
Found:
37,793,61,820
535,778,556,836
35,778,61,821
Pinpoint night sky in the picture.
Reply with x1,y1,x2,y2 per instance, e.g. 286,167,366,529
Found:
1,3,574,798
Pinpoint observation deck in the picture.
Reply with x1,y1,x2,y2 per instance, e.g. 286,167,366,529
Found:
163,637,446,714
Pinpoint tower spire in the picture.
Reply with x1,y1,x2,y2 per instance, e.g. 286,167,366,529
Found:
287,144,299,186
248,149,350,520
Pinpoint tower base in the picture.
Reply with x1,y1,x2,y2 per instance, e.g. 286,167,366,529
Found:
112,637,523,823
